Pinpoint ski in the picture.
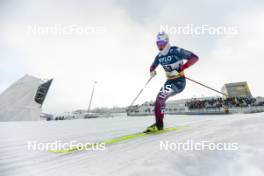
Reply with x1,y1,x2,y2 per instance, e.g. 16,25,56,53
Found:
48,126,185,154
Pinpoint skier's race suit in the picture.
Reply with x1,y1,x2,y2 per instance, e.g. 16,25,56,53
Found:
150,45,198,125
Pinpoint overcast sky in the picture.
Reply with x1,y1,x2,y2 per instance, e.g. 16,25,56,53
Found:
1,0,264,113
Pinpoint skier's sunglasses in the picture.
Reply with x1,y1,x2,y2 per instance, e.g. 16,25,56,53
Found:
156,41,167,46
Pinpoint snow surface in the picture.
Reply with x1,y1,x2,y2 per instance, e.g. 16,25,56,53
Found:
1,113,264,176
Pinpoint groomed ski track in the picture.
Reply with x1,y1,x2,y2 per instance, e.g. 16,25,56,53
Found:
0,113,264,176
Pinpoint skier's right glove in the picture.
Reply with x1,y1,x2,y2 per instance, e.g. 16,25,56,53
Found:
150,70,157,78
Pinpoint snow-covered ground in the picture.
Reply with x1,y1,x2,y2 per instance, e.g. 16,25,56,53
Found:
1,113,264,176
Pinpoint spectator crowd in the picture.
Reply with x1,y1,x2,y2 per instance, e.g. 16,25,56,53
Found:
185,96,262,110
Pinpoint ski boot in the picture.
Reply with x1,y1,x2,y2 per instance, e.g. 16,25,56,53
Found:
144,120,163,133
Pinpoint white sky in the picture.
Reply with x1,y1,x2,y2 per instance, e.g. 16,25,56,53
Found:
0,0,264,113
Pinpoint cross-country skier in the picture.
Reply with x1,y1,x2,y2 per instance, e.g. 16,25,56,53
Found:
145,32,199,132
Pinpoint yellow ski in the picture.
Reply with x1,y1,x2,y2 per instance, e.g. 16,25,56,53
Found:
48,126,184,154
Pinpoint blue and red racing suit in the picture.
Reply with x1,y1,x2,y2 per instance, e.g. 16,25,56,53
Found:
150,45,198,124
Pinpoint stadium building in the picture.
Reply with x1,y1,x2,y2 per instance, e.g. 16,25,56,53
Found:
0,75,52,121
221,82,252,97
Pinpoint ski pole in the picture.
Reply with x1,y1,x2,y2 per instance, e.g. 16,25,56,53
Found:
184,76,228,97
129,76,153,107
